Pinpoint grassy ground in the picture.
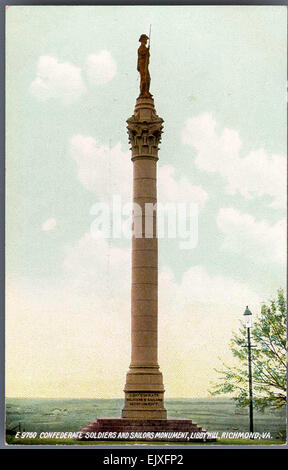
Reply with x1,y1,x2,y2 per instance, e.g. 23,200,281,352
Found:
6,397,286,440
6,397,286,448
6,436,285,446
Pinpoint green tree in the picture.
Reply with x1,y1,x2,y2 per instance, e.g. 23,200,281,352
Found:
211,289,287,410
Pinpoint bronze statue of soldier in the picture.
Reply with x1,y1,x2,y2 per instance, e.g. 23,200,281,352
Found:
137,34,152,98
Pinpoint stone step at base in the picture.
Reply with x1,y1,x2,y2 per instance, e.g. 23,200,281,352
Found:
78,418,215,442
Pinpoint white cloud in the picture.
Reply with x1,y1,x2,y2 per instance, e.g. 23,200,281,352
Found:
42,218,57,231
86,50,117,85
69,134,208,208
29,51,117,104
158,265,261,397
63,232,260,310
159,264,260,311
63,231,131,296
6,233,132,398
217,207,286,264
181,113,286,208
70,135,132,200
158,165,208,207
30,56,86,104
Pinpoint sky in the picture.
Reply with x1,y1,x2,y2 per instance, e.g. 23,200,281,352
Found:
6,5,287,398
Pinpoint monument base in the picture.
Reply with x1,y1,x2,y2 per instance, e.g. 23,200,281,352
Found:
78,418,214,442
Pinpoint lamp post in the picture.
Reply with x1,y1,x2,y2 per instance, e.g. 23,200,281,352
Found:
243,306,254,433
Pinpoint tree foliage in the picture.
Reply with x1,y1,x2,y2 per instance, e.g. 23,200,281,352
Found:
210,289,287,410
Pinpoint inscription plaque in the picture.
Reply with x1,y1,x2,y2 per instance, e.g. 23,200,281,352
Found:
124,392,164,409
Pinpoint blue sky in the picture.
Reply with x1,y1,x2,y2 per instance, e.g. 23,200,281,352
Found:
6,6,286,398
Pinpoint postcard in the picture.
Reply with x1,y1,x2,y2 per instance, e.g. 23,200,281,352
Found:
5,4,287,450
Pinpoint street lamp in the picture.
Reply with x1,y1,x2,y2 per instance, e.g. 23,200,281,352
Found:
243,306,253,433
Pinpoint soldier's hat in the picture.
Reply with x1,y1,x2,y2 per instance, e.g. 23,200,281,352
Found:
139,34,149,42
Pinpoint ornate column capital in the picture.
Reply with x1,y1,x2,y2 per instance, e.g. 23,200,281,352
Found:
127,97,164,161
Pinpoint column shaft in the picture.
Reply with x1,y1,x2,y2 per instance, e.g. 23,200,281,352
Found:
122,96,166,420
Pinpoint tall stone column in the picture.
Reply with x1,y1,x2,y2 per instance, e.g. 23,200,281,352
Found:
122,96,167,420
78,35,208,442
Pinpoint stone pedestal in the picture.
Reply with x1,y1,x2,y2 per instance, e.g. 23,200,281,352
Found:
122,97,166,420
78,418,208,442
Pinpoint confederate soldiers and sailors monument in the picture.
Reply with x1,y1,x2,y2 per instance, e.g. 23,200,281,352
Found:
79,34,205,441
